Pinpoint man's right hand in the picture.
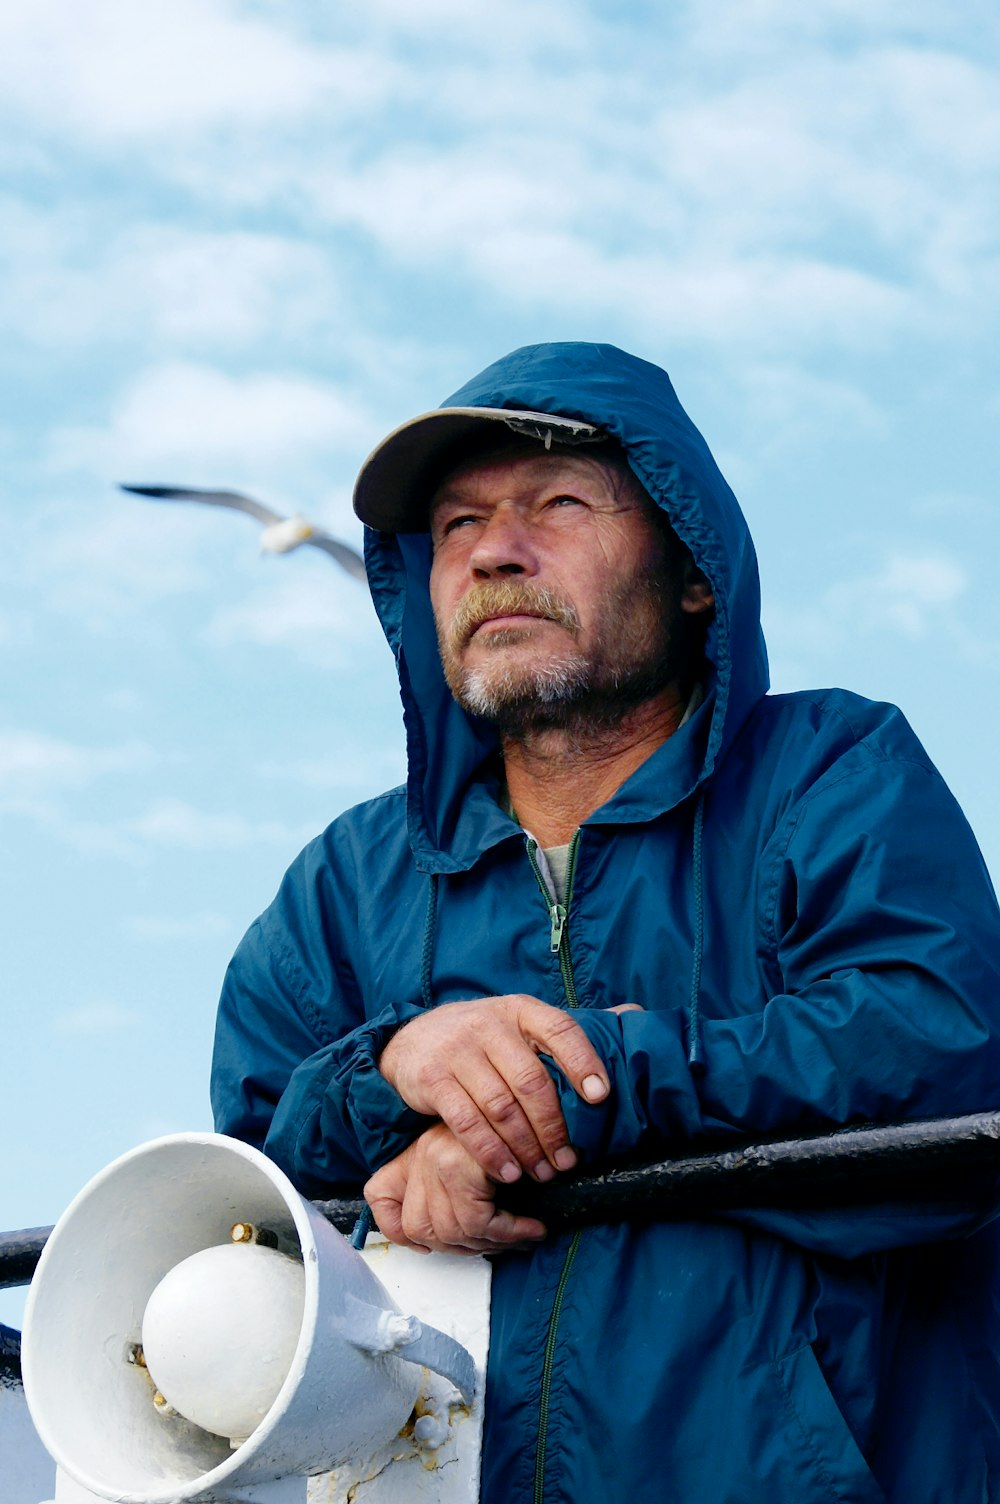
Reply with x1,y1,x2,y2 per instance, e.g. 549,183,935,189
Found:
364,1124,548,1255
378,994,610,1185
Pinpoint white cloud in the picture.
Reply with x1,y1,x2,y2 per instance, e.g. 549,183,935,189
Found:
674,0,988,68
48,362,374,478
360,0,585,47
872,47,1000,176
203,571,377,661
0,0,390,142
14,492,216,628
255,746,406,792
0,731,153,799
319,151,578,253
304,131,911,348
0,733,162,862
638,46,1000,303
102,687,147,715
734,365,887,444
129,230,340,347
3,7,996,373
124,911,232,942
271,29,995,348
0,212,348,350
2,779,320,860
51,1001,137,1037
764,548,969,663
129,797,314,852
492,238,907,346
914,490,998,523
854,553,967,634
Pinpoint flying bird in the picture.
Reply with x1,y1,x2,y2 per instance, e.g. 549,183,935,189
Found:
120,484,367,583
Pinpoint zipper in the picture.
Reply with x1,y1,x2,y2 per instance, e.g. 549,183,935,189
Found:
525,828,584,1504
526,830,581,1008
532,1230,583,1504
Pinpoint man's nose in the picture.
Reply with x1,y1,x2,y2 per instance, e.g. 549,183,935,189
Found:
469,507,538,579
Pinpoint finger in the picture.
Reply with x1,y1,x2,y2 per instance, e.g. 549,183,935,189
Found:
608,1002,644,1014
430,1076,531,1183
514,997,610,1106
386,1024,548,1179
393,1192,440,1256
400,1179,502,1255
482,1206,548,1246
421,1169,498,1254
366,1193,429,1252
435,1144,548,1249
364,1170,431,1253
480,1041,578,1175
398,1152,490,1255
455,1045,574,1178
416,1212,545,1255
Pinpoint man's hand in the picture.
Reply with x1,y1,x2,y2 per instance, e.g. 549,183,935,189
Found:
364,1124,548,1255
378,994,609,1185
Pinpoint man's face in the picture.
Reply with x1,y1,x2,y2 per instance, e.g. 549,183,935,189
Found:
428,447,710,734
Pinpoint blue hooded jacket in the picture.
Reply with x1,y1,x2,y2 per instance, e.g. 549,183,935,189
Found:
213,343,1000,1503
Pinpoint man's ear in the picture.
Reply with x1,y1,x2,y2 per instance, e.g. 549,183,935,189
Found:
680,560,714,615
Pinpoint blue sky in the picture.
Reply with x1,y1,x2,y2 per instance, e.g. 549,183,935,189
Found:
3,0,1000,1325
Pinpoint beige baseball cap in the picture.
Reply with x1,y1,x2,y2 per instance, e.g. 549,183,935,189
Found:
352,407,606,533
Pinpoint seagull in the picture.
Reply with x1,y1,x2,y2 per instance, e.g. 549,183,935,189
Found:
120,484,367,583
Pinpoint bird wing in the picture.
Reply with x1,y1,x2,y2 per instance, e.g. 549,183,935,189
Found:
120,484,283,526
122,482,368,584
306,533,368,583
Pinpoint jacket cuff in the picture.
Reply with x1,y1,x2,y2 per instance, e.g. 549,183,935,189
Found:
344,1000,436,1171
541,1009,622,1165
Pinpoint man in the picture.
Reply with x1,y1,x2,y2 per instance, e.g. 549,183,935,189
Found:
213,342,1000,1503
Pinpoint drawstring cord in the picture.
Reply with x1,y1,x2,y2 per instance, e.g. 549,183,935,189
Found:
350,1204,374,1249
687,789,707,1076
420,872,439,1009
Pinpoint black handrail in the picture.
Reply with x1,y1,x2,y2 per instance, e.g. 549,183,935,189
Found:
4,1110,1000,1291
0,1227,54,1293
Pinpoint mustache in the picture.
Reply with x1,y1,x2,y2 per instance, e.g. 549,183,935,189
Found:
447,581,579,649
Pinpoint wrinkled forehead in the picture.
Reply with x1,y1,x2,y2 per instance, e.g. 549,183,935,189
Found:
429,438,643,516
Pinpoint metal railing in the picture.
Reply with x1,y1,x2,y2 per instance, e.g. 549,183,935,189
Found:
4,1110,1000,1292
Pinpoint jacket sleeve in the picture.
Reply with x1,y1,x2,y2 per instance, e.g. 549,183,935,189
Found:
550,753,1000,1256
211,871,432,1198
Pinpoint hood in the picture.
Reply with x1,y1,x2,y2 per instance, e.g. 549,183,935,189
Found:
363,342,769,874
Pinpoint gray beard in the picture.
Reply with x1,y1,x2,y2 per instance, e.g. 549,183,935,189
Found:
437,560,690,739
455,654,590,725
450,646,684,739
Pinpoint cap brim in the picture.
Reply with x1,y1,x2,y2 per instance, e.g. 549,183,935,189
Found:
352,407,605,533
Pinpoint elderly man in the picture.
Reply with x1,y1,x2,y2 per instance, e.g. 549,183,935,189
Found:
213,343,1000,1503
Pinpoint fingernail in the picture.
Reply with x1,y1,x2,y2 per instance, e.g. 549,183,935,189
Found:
499,1161,521,1183
554,1146,577,1171
582,1074,608,1102
533,1160,556,1182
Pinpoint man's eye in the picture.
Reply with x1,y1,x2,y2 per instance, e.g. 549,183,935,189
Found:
441,513,480,535
548,495,584,509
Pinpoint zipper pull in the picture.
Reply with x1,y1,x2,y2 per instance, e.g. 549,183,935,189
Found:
549,903,567,953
